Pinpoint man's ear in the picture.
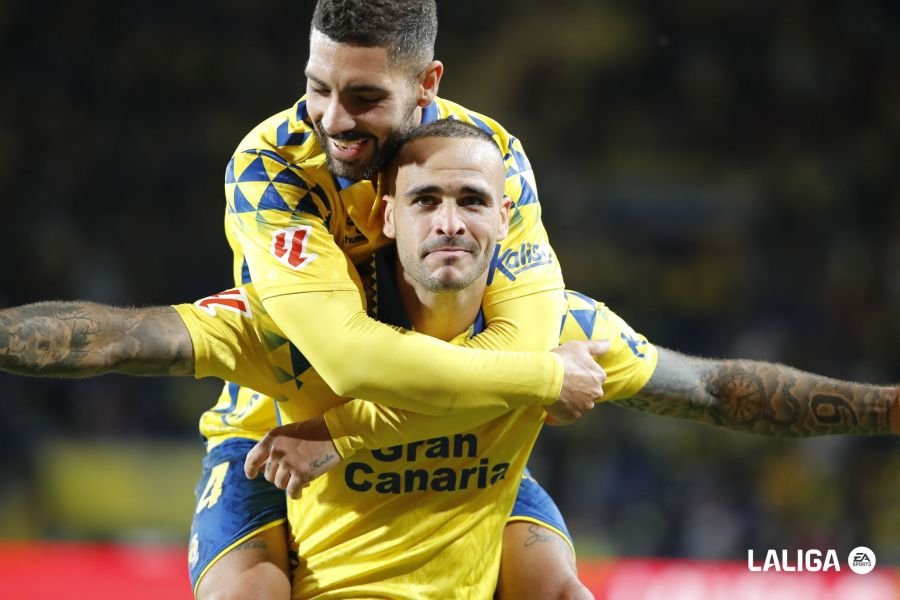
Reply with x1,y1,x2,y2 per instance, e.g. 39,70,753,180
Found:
497,195,512,241
416,60,443,107
382,194,397,239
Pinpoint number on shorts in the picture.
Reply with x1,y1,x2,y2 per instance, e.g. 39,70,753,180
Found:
196,461,229,513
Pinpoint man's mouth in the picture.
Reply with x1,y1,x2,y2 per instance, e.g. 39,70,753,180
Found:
424,245,474,260
329,137,370,159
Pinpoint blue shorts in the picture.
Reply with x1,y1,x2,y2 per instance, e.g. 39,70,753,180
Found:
188,438,287,595
188,439,573,592
510,469,575,555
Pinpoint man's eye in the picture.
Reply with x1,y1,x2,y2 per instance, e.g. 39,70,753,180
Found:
415,196,438,207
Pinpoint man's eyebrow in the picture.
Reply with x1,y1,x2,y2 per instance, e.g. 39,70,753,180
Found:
403,183,493,199
305,72,390,95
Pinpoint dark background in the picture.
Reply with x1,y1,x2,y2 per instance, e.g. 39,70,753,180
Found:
0,0,898,562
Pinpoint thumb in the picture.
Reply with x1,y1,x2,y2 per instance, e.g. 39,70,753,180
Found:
586,339,611,357
244,439,269,479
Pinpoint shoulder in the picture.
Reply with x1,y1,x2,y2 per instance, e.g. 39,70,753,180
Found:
433,97,533,183
226,98,336,217
233,97,327,172
433,97,515,148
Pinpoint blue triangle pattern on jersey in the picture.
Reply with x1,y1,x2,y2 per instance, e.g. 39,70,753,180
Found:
225,158,237,184
273,167,306,188
566,290,595,308
231,186,256,213
289,343,312,389
516,176,538,206
295,100,309,123
293,192,325,221
466,112,495,135
569,308,597,339
277,119,312,147
262,328,290,352
509,140,532,175
251,149,290,167
238,155,272,182
257,183,292,212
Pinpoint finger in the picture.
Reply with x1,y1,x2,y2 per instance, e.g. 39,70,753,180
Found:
274,466,291,491
264,458,279,483
286,474,305,500
586,339,611,356
244,441,269,479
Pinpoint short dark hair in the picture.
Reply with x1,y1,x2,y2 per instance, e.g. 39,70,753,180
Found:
395,119,501,156
384,119,503,193
312,0,437,69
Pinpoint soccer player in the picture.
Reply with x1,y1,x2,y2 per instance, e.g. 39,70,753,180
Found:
195,0,605,596
2,121,898,597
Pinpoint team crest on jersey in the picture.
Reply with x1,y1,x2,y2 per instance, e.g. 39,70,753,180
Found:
271,225,318,269
195,288,252,318
487,241,554,284
187,533,199,568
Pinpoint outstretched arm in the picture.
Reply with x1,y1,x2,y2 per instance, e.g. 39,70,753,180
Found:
616,347,900,436
0,302,193,377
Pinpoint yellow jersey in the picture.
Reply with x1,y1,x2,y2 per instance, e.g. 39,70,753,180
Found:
175,271,657,597
199,96,565,448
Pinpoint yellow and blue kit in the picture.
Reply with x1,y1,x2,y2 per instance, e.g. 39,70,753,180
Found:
199,96,566,449
176,256,657,596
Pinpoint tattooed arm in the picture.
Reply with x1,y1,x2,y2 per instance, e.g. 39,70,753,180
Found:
0,302,193,377
616,347,900,436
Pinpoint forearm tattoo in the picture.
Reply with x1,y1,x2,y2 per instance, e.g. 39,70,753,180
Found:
616,348,898,436
0,302,192,376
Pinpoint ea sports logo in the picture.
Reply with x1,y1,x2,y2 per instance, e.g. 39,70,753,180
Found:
848,546,876,574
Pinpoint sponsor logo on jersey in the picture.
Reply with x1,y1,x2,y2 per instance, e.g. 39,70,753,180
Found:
621,331,648,359
487,241,554,284
195,288,252,318
271,225,318,269
344,434,510,494
343,216,367,245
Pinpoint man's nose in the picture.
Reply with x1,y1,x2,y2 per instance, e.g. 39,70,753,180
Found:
435,204,466,236
320,97,355,135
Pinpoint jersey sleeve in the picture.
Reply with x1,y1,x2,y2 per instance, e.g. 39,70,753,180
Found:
323,292,658,458
322,290,565,455
228,148,566,415
172,287,275,393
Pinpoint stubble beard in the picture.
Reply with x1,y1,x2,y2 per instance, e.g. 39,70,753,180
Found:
314,101,419,182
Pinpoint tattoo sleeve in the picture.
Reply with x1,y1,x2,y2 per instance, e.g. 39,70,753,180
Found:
0,302,193,377
615,347,899,436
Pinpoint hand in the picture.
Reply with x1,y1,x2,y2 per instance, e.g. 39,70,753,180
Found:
244,416,341,499
547,340,610,425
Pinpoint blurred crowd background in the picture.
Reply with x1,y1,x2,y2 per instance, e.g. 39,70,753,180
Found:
1,0,898,564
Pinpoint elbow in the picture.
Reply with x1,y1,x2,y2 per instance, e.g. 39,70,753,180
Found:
327,376,364,399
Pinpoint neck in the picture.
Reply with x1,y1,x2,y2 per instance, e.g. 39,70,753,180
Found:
395,263,485,342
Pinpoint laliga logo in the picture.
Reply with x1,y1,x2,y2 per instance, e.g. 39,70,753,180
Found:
746,546,876,574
